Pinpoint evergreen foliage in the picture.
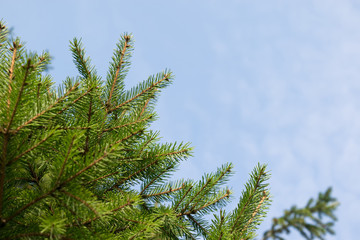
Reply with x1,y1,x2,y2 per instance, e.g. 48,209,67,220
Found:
262,187,338,240
0,20,338,239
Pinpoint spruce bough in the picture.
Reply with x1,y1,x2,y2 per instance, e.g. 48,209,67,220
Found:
0,21,338,239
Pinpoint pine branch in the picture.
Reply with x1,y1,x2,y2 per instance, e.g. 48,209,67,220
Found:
3,232,51,240
7,131,54,166
82,198,135,226
187,214,209,236
1,59,32,221
61,129,140,187
106,157,162,192
138,134,157,155
178,190,231,217
70,38,94,80
157,148,190,157
109,73,171,113
61,151,110,186
181,178,212,213
14,82,80,132
139,98,151,118
0,134,9,220
104,145,187,193
60,189,99,217
262,187,338,240
143,185,184,198
55,135,76,185
111,129,144,146
106,34,131,110
0,22,7,44
6,41,21,112
27,161,40,187
139,165,176,195
6,59,32,132
214,210,228,240
102,115,152,133
128,227,147,240
230,164,269,234
83,95,93,158
85,170,120,185
53,194,79,220
174,185,193,211
238,191,268,236
51,86,92,120
180,164,232,216
5,189,55,224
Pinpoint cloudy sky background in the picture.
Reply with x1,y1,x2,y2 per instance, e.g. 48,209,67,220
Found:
2,0,359,238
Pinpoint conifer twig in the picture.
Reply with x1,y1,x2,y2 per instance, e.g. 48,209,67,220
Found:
15,82,80,132
56,136,76,185
106,35,131,110
105,157,163,192
105,147,186,192
111,129,143,146
7,132,54,166
82,199,135,226
138,134,157,155
128,228,147,240
139,98,151,118
239,191,267,237
62,151,110,186
102,115,152,133
5,189,55,223
4,232,51,240
83,96,93,157
51,87,92,120
187,214,209,236
60,190,99,217
156,148,190,157
6,59,32,132
62,129,140,186
1,59,31,220
178,190,231,217
231,166,266,233
85,170,120,185
7,41,20,112
109,75,170,113
187,166,231,213
71,38,93,79
174,185,193,211
0,135,9,219
142,185,184,198
139,165,176,195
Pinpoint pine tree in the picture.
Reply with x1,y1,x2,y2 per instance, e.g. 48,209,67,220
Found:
0,21,337,239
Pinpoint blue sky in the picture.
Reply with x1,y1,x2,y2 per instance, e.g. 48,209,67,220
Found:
2,0,359,238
